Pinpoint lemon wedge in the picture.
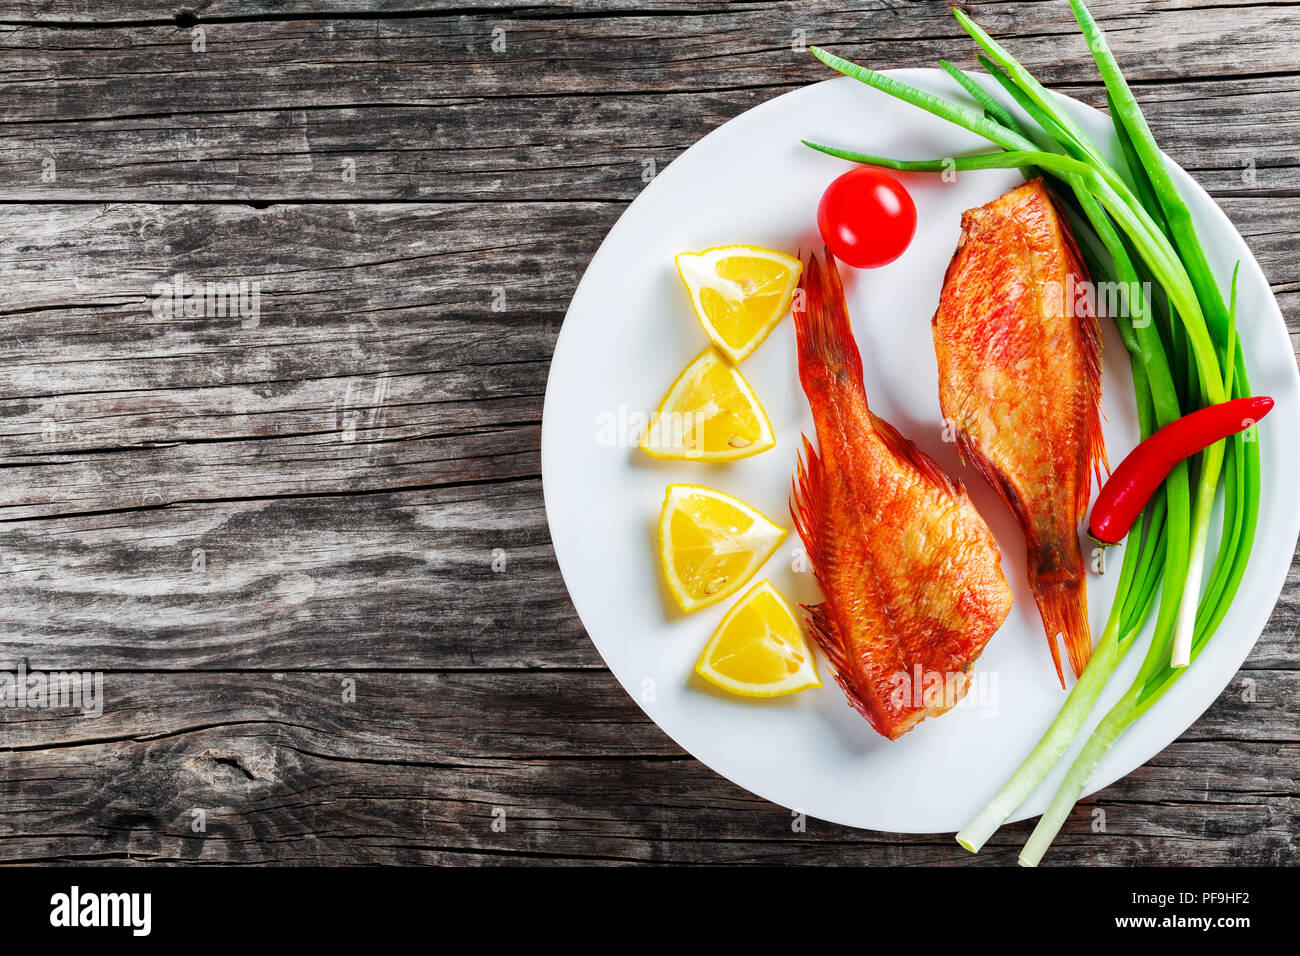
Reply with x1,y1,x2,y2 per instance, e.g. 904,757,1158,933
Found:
675,245,802,363
640,348,775,461
658,483,785,612
695,579,820,697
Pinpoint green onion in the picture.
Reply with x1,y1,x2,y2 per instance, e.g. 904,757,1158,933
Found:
1018,267,1252,869
937,60,1040,181
803,0,1262,864
809,47,1035,154
938,60,1025,135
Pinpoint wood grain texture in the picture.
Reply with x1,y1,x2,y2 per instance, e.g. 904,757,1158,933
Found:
1,77,1296,202
0,0,1295,866
0,669,1293,864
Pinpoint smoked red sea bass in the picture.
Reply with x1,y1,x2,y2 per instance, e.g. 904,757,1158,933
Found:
931,179,1106,685
791,250,1013,740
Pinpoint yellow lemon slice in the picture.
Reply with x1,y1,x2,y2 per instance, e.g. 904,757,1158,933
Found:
658,483,785,612
640,348,776,462
675,245,802,363
695,579,820,697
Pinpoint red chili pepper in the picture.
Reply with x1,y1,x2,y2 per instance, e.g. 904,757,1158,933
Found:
1089,395,1274,545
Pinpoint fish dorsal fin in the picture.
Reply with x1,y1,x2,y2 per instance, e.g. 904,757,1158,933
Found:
1052,188,1109,512
870,413,963,500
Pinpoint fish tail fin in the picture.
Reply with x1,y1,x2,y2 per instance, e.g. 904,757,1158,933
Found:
792,249,865,398
959,428,1095,684
1029,560,1092,686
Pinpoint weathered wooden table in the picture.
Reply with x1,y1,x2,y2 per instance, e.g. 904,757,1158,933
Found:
0,0,1294,866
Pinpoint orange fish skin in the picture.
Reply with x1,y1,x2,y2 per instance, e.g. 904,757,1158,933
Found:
931,179,1106,685
791,251,1013,741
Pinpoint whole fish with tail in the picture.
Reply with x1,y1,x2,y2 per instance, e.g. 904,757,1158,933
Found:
931,179,1106,685
791,249,1013,739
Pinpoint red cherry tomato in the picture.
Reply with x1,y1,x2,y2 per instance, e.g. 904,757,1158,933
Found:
817,167,917,269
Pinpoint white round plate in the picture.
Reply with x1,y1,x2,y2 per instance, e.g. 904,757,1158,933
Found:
541,71,1300,833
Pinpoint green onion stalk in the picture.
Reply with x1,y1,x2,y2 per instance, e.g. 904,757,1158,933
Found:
801,0,1261,863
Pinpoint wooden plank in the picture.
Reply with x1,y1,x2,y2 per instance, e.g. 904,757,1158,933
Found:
1249,551,1300,670
0,669,1291,756
1,77,1296,202
0,670,1291,864
0,0,787,21
5,0,1296,30
0,744,1289,864
0,2,1297,129
0,201,618,518
4,0,1296,20
0,480,600,669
